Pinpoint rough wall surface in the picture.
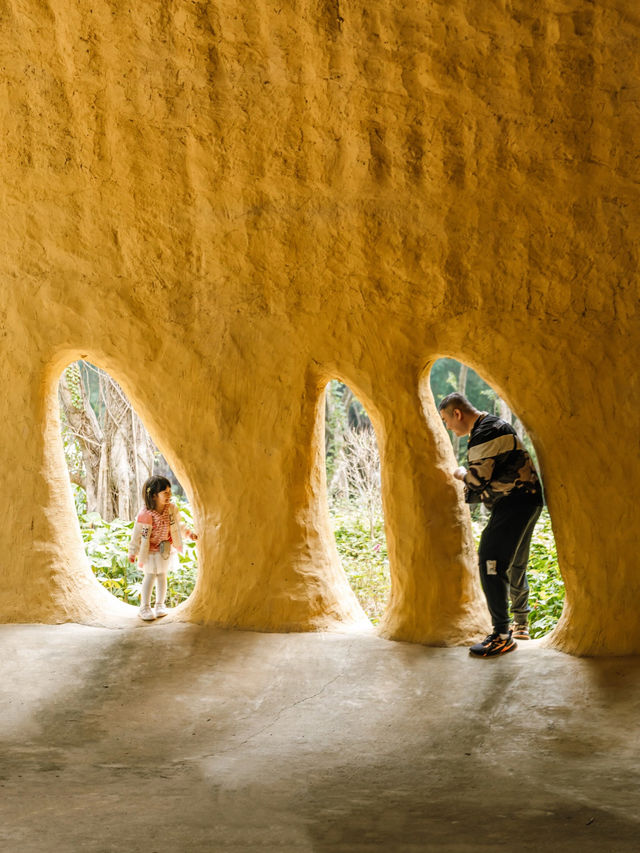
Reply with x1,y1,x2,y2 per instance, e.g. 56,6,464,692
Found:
0,1,638,654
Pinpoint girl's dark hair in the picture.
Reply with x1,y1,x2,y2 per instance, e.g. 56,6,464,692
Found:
142,476,171,510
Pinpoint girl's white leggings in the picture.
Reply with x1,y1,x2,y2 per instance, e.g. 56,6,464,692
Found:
141,573,168,608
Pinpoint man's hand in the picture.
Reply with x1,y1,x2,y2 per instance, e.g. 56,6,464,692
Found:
453,466,467,481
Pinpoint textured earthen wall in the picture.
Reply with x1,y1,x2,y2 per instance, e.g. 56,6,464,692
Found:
1,1,638,654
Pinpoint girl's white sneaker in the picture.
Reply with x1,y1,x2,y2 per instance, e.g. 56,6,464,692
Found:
155,603,168,618
139,605,156,621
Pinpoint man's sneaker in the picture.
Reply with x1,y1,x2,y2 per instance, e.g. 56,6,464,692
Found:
139,605,156,621
469,631,517,657
155,603,168,618
512,623,530,640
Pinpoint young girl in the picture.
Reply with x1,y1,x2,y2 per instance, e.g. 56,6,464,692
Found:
128,475,198,621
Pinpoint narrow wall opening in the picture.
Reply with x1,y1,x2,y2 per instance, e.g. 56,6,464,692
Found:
57,361,198,612
429,358,563,639
324,380,389,624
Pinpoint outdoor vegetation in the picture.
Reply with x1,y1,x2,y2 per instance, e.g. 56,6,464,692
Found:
59,358,563,636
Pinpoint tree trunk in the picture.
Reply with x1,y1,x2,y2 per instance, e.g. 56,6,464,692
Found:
452,362,469,460
497,397,513,425
58,366,104,514
59,363,160,522
132,411,154,508
96,444,110,519
100,371,136,521
111,422,132,521
512,415,525,441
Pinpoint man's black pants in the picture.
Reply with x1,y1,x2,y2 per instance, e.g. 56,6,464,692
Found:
477,497,543,635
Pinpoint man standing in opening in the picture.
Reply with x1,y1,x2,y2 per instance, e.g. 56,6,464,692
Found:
439,392,543,657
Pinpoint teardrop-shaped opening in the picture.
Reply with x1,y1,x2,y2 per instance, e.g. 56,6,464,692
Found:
324,380,389,624
429,357,562,639
57,360,198,612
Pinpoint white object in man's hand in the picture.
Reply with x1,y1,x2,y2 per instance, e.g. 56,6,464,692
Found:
453,466,467,481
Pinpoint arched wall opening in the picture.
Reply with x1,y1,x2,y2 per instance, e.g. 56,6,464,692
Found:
426,357,563,639
323,380,390,625
57,360,199,615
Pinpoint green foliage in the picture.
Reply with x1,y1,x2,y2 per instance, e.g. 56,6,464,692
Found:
332,508,389,625
64,363,84,410
166,499,199,606
526,510,565,638
82,514,138,602
78,361,103,418
78,496,198,607
325,381,348,486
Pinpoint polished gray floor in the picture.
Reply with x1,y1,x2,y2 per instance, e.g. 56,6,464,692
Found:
1,622,639,852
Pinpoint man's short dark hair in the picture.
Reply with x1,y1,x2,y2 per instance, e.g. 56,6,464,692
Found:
438,392,476,414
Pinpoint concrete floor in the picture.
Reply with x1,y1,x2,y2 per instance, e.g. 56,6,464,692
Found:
1,622,639,852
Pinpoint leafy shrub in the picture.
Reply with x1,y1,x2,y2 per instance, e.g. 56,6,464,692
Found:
331,506,389,624
526,510,565,638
